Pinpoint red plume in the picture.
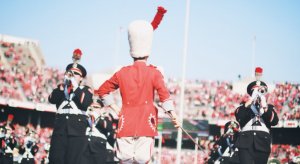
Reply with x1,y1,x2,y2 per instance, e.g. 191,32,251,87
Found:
73,49,82,56
7,114,14,122
255,67,263,80
73,48,82,62
151,6,167,30
255,67,263,74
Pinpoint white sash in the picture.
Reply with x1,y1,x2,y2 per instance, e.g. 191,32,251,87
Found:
86,126,107,140
57,100,87,115
241,105,269,133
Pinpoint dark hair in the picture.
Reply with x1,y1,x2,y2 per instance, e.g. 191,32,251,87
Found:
133,56,148,61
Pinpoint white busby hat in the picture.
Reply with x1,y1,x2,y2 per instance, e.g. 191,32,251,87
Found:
128,20,154,58
128,6,167,58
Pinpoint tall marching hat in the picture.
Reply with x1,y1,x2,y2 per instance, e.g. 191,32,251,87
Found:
128,6,167,58
247,67,268,95
66,48,87,77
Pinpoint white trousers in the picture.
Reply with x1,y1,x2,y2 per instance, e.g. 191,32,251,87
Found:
116,136,154,164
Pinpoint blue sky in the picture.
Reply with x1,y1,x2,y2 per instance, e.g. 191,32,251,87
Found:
1,0,300,83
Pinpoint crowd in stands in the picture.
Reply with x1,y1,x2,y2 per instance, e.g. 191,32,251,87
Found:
0,122,53,163
1,40,300,163
165,80,245,121
21,67,63,103
1,120,299,163
0,66,23,100
165,79,300,122
1,41,64,103
270,83,300,120
269,144,300,164
153,140,300,163
1,40,300,121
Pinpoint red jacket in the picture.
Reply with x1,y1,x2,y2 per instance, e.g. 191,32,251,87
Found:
95,61,172,137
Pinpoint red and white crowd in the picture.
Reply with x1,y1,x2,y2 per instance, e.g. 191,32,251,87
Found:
1,41,300,163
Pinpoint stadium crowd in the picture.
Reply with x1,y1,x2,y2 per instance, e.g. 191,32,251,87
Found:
1,40,300,121
2,121,300,163
0,122,52,163
0,41,64,103
1,40,300,163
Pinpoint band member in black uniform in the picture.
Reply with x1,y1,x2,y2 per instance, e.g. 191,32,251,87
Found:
0,124,17,164
234,67,278,164
79,99,115,164
48,49,93,164
18,128,39,164
105,112,119,164
207,121,240,164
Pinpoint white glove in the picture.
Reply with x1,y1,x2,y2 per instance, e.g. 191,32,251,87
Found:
70,77,78,89
245,88,260,107
251,88,260,101
64,75,71,83
87,109,101,120
260,95,267,108
64,75,69,80
226,128,233,135
258,95,267,115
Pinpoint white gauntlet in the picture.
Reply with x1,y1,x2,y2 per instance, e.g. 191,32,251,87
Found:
260,95,267,108
70,77,79,89
251,89,260,101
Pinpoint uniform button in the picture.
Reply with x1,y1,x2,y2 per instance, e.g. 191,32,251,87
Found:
78,119,81,121
88,138,91,141
127,102,129,104
145,101,148,104
254,132,256,135
66,116,69,119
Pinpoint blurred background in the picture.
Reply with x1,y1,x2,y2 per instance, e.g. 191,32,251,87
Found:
0,0,300,163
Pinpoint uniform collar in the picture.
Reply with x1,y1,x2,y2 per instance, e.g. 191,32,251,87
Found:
133,61,147,66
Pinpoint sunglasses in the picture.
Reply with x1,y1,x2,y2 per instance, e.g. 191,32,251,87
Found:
73,71,81,76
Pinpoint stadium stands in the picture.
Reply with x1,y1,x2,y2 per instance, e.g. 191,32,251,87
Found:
1,36,299,163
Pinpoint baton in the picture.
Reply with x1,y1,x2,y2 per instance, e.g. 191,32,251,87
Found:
155,104,204,151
